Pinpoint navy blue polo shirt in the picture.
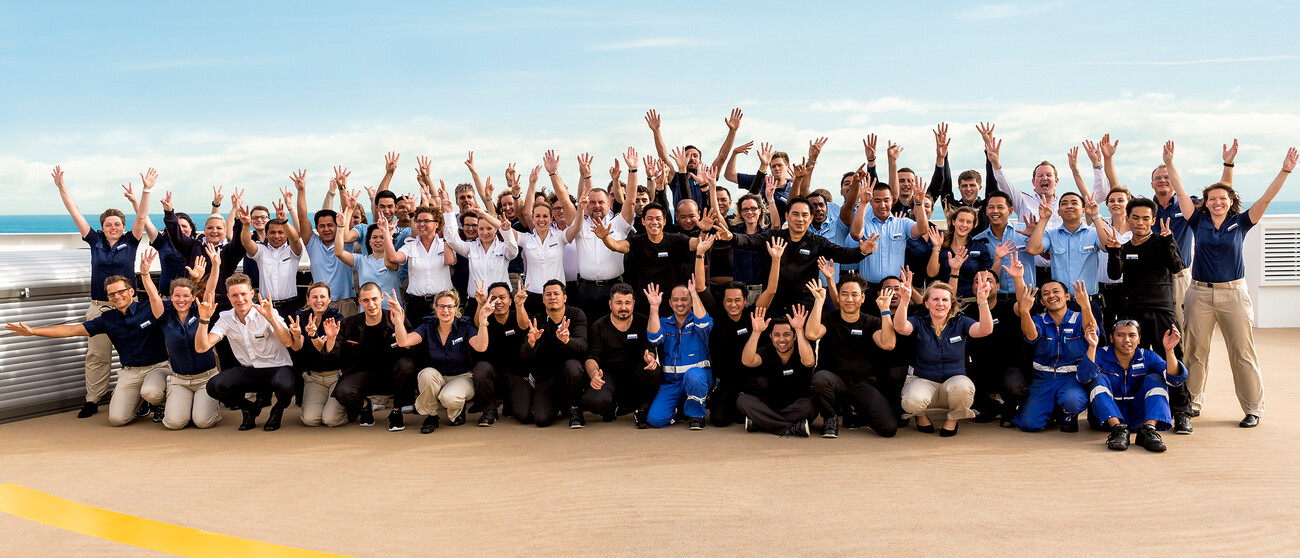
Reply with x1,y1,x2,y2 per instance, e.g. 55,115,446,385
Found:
83,229,140,301
1188,211,1255,283
413,317,479,377
294,308,344,373
159,301,217,375
1154,196,1197,267
936,239,995,297
905,315,976,382
83,300,168,367
150,233,188,294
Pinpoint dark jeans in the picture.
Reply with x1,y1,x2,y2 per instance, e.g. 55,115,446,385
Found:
580,363,661,418
207,366,295,411
811,370,899,437
333,357,417,412
735,395,816,435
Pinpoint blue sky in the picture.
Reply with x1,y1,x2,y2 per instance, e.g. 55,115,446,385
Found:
3,1,1299,214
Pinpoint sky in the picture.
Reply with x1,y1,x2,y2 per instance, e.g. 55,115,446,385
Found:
2,0,1299,215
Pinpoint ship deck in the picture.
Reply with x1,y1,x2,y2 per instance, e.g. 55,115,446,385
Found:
1,328,1298,556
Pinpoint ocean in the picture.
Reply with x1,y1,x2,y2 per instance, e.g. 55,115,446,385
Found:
3,201,1300,233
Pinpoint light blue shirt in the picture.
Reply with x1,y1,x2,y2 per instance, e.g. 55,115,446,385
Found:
354,253,402,308
1039,223,1102,295
354,223,411,284
306,235,356,300
852,213,917,283
810,215,849,285
975,225,1036,294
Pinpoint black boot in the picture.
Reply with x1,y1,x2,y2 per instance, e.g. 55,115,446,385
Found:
568,406,586,429
1137,424,1167,452
822,416,840,438
239,408,258,431
478,407,498,427
1106,424,1130,451
77,401,99,418
263,407,284,431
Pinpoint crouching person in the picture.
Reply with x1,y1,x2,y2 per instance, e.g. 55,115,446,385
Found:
292,282,346,427
394,287,490,434
1080,320,1185,452
140,247,222,429
737,305,817,437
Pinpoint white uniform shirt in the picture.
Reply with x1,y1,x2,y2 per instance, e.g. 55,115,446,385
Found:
575,212,631,281
250,241,302,301
210,308,293,368
445,220,520,290
518,226,568,294
399,235,454,296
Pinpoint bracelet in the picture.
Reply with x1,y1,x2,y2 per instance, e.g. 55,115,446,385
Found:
478,322,489,327
949,275,959,279
628,169,638,173
880,310,892,316
199,318,210,325
211,202,221,208
696,254,706,259
978,301,989,307
1283,169,1292,174
1223,163,1234,168
582,175,591,180
142,188,153,193
548,172,557,176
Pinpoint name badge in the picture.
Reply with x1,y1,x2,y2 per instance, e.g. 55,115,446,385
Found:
1082,245,1096,253
799,249,811,255
970,251,982,256
188,317,197,325
658,251,668,258
1133,362,1146,369
1173,213,1183,218
255,333,266,340
115,244,127,250
736,328,749,335
1226,223,1239,232
452,337,464,345
1016,245,1027,251
948,336,962,344
548,243,558,249
627,333,639,340
891,233,903,240
1063,328,1075,334
783,369,794,376
992,318,1000,325
850,329,863,336
139,320,152,328
504,330,516,336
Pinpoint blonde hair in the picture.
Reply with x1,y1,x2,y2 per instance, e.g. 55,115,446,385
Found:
922,281,962,322
435,289,463,319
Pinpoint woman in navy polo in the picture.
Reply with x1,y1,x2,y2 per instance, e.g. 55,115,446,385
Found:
140,246,223,429
891,274,996,436
1178,147,1297,428
392,289,492,434
928,206,995,299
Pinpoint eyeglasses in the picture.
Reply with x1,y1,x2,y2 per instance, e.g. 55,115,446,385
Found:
106,287,132,299
436,304,457,310
416,219,437,224
740,207,760,213
251,215,270,221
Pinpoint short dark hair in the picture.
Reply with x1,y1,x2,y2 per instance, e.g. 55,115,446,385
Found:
358,281,382,295
375,190,398,204
1059,191,1084,205
722,280,747,299
1126,197,1158,216
872,182,893,194
957,169,982,185
610,282,635,299
543,279,566,293
103,275,132,291
643,202,667,218
985,191,1014,206
314,209,337,228
786,196,812,213
838,274,869,293
684,145,702,156
880,275,902,285
488,281,511,295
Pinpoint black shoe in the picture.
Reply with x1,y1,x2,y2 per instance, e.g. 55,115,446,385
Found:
972,406,999,423
1000,417,1016,429
568,406,586,429
1137,424,1167,452
843,413,861,430
238,408,258,431
1174,414,1193,435
449,411,466,426
915,420,935,434
1106,424,1131,451
478,407,498,427
151,404,165,423
388,410,405,432
601,409,617,423
822,416,840,438
420,416,439,434
939,423,959,437
743,416,757,433
263,407,283,431
785,419,810,438
77,401,99,418
135,400,151,418
1190,409,1201,418
358,401,375,427
1060,416,1079,433
634,410,650,429
688,417,705,431
1240,414,1260,428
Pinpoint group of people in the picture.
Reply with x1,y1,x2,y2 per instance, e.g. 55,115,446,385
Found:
7,110,1294,453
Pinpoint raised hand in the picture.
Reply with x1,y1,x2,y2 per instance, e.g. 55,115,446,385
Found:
863,134,878,161
1158,217,1172,236
385,151,400,174
416,156,432,179
927,226,943,249
255,297,276,320
643,283,663,309
1099,134,1118,159
887,140,903,161
505,162,518,188
209,185,223,207
974,270,994,300
732,141,754,156
333,166,350,189
1067,146,1080,172
948,244,969,271
197,288,216,321
859,232,880,256
933,123,950,160
1223,139,1239,165
1017,286,1038,314
139,247,157,275
474,281,488,309
808,137,828,161
577,152,594,178
1163,326,1181,352
1082,139,1102,166
1072,280,1091,309
608,157,621,183
758,142,774,166
622,146,639,170
590,218,611,239
670,146,688,171
141,167,158,190
644,109,661,131
304,312,319,337
788,304,808,331
464,151,477,174
976,122,995,146
1284,147,1299,173
994,239,1016,261
766,236,787,259
186,255,208,283
817,256,835,281
751,305,771,334
696,232,715,254
287,314,301,337
1038,199,1054,221
896,267,915,301
526,318,544,345
806,278,826,302
322,317,340,340
204,242,222,270
1015,211,1039,237
121,183,138,206
555,318,571,345
386,290,406,325
1163,140,1175,166
764,174,779,199
724,107,743,131
51,165,66,190
876,286,895,311
1084,321,1099,348
514,279,529,308
1002,254,1025,280
291,169,307,191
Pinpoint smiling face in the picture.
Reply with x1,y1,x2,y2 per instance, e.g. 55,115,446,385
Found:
307,285,331,312
250,208,270,234
1106,191,1130,215
1204,186,1232,217
499,195,515,220
587,190,610,219
415,211,441,238
169,285,195,312
1151,167,1173,198
769,323,794,354
1032,163,1058,196
204,216,225,245
367,227,386,255
722,287,745,319
669,285,692,318
359,286,384,318
986,196,1010,227
952,211,975,238
105,279,134,311
715,188,732,217
315,214,336,243
786,201,811,234
897,171,916,199
958,178,980,202
924,287,952,321
377,197,397,221
351,210,364,227
675,201,699,230
532,205,553,231
838,281,864,314
739,197,761,225
807,195,828,224
489,286,512,316
434,293,458,324
1058,195,1083,222
265,222,287,248
871,188,894,220
1128,205,1155,237
1111,323,1140,357
456,189,476,213
634,190,650,214
178,217,194,237
477,219,498,243
101,215,126,242
1039,282,1068,312
643,208,665,236
228,283,254,315
461,215,479,240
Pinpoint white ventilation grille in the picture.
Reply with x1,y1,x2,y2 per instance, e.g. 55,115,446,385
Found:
1263,227,1300,283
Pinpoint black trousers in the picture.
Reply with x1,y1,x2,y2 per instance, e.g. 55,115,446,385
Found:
332,357,417,412
708,369,744,427
1119,307,1192,416
207,366,295,411
967,361,1030,420
882,366,910,420
505,361,584,427
811,370,899,437
580,364,660,418
735,394,815,435
468,360,516,413
522,292,546,322
576,279,617,324
405,294,437,326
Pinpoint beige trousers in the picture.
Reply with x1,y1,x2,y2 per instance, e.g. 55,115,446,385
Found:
1173,268,1191,331
415,368,474,420
1184,280,1264,416
84,301,114,403
302,371,348,427
163,368,222,430
901,375,976,421
108,362,170,426
329,299,360,318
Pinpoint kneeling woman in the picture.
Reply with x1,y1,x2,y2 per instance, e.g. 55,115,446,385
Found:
292,282,346,427
892,274,995,436
392,288,491,434
140,246,223,429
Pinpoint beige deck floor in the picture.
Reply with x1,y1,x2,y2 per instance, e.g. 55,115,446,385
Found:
2,329,1298,557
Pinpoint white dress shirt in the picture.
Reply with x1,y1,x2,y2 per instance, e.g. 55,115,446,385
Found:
251,241,302,301
399,235,454,296
211,308,293,368
518,226,568,294
575,212,631,281
445,219,520,290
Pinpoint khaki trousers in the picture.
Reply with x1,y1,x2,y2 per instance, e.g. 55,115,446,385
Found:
84,301,114,403
163,368,222,430
302,371,348,427
1184,279,1264,416
415,368,474,421
901,375,976,421
1173,268,1191,330
108,362,170,426
329,299,359,318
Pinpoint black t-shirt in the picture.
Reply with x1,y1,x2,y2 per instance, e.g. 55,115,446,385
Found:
586,313,651,376
816,308,884,382
626,232,692,292
964,300,1030,369
1110,234,1184,311
520,307,589,374
745,344,813,409
474,309,527,373
338,310,411,374
292,308,344,373
876,304,921,370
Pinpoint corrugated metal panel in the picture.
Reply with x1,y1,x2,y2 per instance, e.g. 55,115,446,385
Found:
0,250,121,422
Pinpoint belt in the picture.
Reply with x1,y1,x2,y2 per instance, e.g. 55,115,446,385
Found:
578,276,621,286
408,293,440,301
664,361,710,374
272,297,300,306
1033,362,1078,374
1192,279,1244,289
747,285,764,292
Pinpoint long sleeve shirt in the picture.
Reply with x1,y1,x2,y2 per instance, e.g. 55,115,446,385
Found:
648,312,713,373
1108,234,1184,311
731,229,866,313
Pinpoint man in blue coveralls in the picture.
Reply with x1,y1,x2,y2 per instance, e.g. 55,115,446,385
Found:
1012,277,1095,432
1079,319,1185,452
644,279,713,430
